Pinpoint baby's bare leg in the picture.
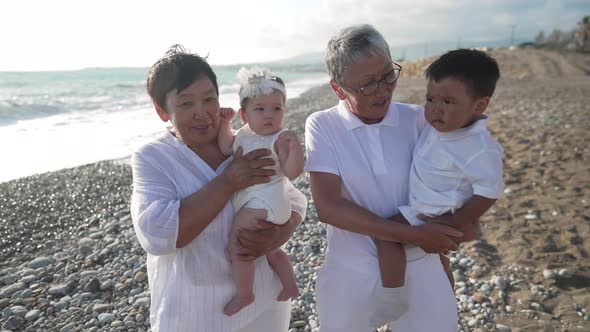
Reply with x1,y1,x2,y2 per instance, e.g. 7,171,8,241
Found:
266,248,299,301
376,240,406,288
224,208,266,316
370,215,409,327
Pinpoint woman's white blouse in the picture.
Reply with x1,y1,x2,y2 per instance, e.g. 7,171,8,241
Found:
130,129,307,332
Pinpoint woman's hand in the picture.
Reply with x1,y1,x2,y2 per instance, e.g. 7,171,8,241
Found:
412,223,462,254
220,147,275,192
232,211,301,261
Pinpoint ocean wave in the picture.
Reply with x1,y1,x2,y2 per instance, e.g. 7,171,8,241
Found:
0,102,67,125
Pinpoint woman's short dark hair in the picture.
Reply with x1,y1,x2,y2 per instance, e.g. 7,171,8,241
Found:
147,44,218,110
425,49,500,98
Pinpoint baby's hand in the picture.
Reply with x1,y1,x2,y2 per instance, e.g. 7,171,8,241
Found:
276,131,300,150
219,107,236,122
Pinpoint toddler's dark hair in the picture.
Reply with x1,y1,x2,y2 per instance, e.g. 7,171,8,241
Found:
425,49,500,97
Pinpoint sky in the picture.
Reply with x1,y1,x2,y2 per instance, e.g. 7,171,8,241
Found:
1,0,588,71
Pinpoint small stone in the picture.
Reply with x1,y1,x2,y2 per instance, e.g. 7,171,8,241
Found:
0,298,10,310
134,297,150,307
21,275,38,284
558,268,572,278
24,309,40,321
79,237,95,247
472,293,487,303
48,284,72,296
60,322,76,332
133,271,146,282
9,305,27,318
84,279,100,294
542,269,556,279
468,318,478,327
99,280,114,291
2,316,25,330
135,313,145,323
496,323,511,331
291,320,306,328
98,312,116,324
0,283,25,298
491,275,507,290
93,303,112,313
29,257,52,269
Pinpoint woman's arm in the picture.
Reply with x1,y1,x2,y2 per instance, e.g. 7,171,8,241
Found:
310,171,462,253
233,181,307,260
417,195,494,243
131,147,276,254
176,148,277,248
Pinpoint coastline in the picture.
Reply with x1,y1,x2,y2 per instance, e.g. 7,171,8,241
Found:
1,49,589,331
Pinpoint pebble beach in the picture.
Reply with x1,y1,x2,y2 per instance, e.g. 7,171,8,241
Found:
1,48,589,332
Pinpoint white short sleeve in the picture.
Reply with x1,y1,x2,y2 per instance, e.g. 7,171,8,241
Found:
304,113,339,176
463,149,504,199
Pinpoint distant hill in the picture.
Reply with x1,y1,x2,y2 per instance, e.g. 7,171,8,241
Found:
400,47,590,79
270,38,532,66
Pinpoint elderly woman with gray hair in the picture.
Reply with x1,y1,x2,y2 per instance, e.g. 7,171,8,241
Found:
305,25,470,331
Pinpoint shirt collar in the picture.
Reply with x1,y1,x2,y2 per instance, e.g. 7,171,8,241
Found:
438,116,489,141
337,99,399,131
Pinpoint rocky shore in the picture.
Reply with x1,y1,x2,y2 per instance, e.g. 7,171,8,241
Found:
1,48,589,331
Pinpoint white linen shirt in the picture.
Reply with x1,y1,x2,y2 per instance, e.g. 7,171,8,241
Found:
130,129,307,332
304,100,425,260
399,118,504,225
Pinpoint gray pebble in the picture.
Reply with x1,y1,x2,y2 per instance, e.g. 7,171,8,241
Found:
25,309,40,321
98,312,116,324
29,257,52,269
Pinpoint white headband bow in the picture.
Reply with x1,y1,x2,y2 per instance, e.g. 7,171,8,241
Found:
238,66,286,106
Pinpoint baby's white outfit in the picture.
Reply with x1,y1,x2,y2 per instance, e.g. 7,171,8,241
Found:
231,124,291,225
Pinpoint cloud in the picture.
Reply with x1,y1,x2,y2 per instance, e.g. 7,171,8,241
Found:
257,0,589,60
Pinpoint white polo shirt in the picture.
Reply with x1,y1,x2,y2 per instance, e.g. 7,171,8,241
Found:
399,117,504,225
304,100,425,259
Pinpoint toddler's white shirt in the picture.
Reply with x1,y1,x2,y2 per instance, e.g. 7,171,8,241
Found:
399,117,504,225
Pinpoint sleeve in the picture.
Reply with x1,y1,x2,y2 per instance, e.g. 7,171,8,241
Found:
130,149,180,256
304,114,339,175
463,149,504,199
286,181,307,221
232,129,242,153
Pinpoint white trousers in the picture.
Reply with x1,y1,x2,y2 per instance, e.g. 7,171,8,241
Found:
238,300,291,332
316,247,457,332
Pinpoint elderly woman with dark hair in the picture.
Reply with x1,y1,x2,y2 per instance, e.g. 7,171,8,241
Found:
305,25,468,331
130,45,306,332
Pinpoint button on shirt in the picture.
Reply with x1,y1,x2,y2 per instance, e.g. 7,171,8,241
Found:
399,118,504,225
130,129,307,332
304,100,425,260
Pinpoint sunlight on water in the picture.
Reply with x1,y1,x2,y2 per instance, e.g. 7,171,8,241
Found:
0,70,328,183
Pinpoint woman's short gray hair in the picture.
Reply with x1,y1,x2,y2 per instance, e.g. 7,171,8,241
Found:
325,24,391,84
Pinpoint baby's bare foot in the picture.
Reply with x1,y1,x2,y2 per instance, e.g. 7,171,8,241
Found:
224,294,254,316
277,285,299,301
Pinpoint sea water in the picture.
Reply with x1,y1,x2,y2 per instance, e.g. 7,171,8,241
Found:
0,65,328,183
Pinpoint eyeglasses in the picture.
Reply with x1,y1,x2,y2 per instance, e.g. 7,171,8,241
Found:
340,63,402,96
